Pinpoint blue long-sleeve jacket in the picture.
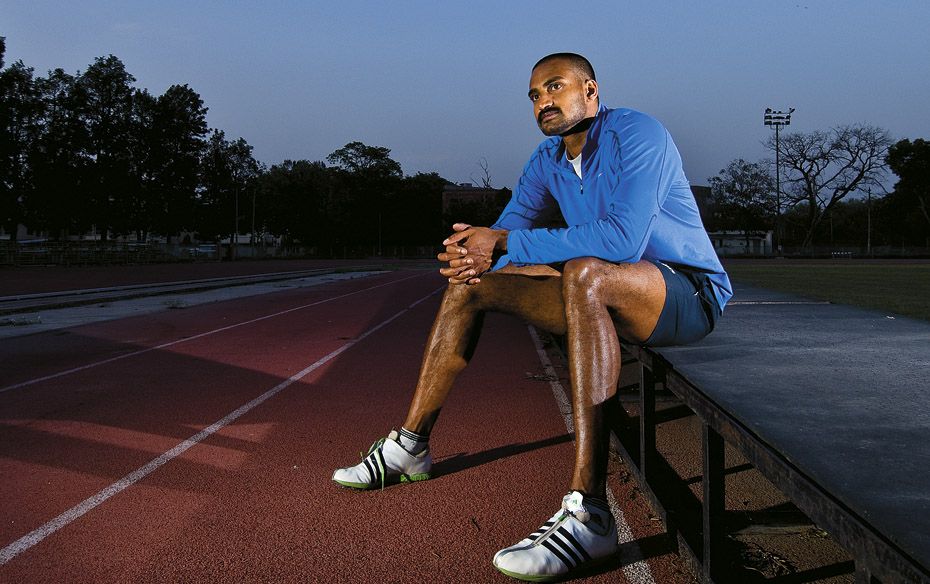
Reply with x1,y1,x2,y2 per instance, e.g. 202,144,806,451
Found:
491,104,733,311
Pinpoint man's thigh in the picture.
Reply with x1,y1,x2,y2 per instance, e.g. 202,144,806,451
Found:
562,258,666,343
470,265,567,335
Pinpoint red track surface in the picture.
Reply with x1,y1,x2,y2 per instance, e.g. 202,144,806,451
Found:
0,269,691,583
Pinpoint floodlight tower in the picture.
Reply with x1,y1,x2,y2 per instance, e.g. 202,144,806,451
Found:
764,107,794,253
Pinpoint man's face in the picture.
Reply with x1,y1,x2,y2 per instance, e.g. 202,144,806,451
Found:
527,59,597,136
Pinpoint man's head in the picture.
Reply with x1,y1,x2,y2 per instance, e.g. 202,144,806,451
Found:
528,53,599,136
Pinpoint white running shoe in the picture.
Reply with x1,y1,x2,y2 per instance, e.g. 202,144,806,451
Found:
493,491,619,582
332,430,432,489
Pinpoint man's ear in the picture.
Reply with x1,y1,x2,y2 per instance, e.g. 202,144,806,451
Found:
585,80,598,102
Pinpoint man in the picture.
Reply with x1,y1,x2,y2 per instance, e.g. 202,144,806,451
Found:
333,53,732,581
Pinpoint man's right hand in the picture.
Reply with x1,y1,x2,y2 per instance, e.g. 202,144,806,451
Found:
437,223,478,285
437,223,508,285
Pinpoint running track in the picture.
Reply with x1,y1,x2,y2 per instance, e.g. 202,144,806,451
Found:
0,269,692,582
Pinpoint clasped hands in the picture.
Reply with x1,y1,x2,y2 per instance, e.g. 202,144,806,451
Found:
438,223,508,285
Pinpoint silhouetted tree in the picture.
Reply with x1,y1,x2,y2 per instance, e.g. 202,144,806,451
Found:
78,55,137,239
326,141,402,249
0,56,42,239
471,157,493,188
198,130,262,247
258,159,335,248
708,159,775,247
767,125,892,250
29,69,92,238
390,172,447,246
143,84,208,241
886,138,930,246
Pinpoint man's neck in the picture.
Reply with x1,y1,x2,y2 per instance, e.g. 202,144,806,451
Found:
563,133,586,160
560,115,595,159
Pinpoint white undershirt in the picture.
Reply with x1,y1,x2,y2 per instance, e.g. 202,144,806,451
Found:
567,151,582,179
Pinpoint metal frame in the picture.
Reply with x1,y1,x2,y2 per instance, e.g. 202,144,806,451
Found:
616,342,930,584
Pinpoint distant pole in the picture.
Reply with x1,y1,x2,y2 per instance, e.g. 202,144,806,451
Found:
867,187,872,258
764,107,795,254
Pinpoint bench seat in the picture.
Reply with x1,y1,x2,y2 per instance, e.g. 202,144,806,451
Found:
618,283,930,583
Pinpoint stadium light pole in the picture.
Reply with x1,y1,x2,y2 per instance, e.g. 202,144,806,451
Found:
764,107,795,254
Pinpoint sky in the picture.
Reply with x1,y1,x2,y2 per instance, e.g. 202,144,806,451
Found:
4,1,930,190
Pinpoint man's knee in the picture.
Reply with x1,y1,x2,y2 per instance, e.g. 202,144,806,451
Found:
562,257,655,318
443,281,480,306
562,257,611,301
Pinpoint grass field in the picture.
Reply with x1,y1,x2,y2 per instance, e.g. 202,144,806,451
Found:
722,260,930,321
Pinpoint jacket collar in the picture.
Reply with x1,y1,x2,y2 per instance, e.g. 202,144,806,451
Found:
552,103,609,173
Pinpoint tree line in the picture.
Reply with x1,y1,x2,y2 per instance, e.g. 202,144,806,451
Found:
0,39,458,250
708,124,930,252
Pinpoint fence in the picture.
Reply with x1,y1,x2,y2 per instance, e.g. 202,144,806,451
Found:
0,241,441,266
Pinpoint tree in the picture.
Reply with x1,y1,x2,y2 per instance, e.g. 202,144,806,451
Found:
885,138,930,246
140,84,208,241
258,159,335,248
77,55,137,239
768,125,892,249
197,130,262,248
30,68,93,238
326,141,402,179
708,159,775,248
392,172,448,246
0,57,43,240
326,141,402,249
471,157,493,188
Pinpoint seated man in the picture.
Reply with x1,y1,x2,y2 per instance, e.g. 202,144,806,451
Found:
333,52,732,581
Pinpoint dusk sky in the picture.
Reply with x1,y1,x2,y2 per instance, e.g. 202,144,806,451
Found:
5,1,929,191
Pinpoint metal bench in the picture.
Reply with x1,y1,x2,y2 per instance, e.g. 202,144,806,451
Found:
613,283,930,583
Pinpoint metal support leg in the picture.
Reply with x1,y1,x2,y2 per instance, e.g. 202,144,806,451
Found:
703,423,725,582
639,361,659,478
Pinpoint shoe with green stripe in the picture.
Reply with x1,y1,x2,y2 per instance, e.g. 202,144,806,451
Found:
493,491,619,582
332,430,432,490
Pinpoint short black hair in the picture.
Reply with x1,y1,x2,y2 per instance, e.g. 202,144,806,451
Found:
532,53,596,82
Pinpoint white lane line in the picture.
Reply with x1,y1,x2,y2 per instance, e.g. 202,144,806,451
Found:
0,285,445,566
527,326,656,584
1,272,426,394
729,300,829,305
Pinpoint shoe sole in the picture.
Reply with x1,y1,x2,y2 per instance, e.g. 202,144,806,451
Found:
332,472,431,490
494,551,617,582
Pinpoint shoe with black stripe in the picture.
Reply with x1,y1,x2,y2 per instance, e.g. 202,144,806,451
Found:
492,491,619,582
331,430,431,489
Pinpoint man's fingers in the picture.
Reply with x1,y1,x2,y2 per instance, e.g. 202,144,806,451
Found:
442,230,472,246
452,223,472,232
439,265,476,279
439,254,475,269
437,249,469,262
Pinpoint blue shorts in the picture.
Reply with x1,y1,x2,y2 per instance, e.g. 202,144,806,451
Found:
644,260,721,347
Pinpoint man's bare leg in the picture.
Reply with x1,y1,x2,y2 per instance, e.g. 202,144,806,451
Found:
560,258,665,499
403,265,567,434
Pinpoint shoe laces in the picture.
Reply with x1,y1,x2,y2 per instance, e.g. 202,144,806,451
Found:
358,437,388,491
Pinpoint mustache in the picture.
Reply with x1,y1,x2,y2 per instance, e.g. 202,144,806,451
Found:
538,107,560,123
